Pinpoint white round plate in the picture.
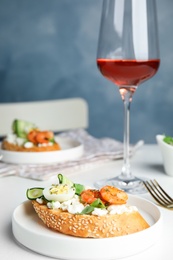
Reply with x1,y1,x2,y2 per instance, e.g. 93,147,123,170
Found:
12,195,162,260
0,137,83,164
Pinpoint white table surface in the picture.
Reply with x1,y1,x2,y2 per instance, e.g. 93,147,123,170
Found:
0,144,173,260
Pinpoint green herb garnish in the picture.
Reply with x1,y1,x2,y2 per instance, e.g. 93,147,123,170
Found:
163,136,173,146
90,198,106,209
80,199,106,215
73,183,85,195
80,205,95,215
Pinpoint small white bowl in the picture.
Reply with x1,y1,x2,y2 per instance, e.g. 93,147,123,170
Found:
156,134,173,177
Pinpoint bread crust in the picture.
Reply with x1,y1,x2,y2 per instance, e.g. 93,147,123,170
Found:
1,140,61,152
32,201,150,238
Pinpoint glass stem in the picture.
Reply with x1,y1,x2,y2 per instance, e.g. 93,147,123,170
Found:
119,88,135,179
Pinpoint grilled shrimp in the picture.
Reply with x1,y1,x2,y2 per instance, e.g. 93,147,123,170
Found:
80,189,102,204
27,130,54,144
100,185,128,205
35,131,54,143
27,130,39,144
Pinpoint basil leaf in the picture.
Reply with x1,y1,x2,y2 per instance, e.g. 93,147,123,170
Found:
73,183,85,195
90,199,106,209
49,138,55,144
80,205,94,215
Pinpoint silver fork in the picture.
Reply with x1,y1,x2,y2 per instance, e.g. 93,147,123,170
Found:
143,179,173,209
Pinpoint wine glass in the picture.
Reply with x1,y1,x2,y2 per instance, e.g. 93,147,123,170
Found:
95,0,160,193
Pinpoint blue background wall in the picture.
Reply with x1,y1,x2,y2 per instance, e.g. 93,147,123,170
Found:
0,0,173,143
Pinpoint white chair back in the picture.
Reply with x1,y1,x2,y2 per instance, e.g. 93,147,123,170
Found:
0,98,89,136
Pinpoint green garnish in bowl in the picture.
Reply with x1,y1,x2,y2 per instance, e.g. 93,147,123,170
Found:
163,136,173,146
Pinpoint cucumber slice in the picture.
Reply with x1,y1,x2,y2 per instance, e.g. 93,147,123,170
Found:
12,119,37,138
58,174,73,187
26,187,44,200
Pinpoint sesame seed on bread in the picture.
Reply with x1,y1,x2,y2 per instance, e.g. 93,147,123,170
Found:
32,200,150,238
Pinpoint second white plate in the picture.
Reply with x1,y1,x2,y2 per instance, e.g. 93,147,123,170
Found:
12,195,162,260
0,136,83,164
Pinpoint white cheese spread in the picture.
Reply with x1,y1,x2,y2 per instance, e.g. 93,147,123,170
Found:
24,142,34,148
5,133,53,147
37,194,138,216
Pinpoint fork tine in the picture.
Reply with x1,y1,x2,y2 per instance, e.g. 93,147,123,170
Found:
148,180,171,204
143,180,173,208
143,181,167,206
153,179,173,203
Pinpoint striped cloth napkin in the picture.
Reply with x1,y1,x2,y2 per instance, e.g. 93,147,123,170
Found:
0,129,143,180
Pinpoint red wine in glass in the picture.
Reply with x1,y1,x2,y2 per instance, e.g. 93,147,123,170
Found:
95,0,160,194
97,59,160,87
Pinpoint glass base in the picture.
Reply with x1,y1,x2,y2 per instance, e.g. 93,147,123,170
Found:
94,175,147,194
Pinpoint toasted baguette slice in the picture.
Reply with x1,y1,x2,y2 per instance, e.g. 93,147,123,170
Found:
32,201,149,238
1,140,61,152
